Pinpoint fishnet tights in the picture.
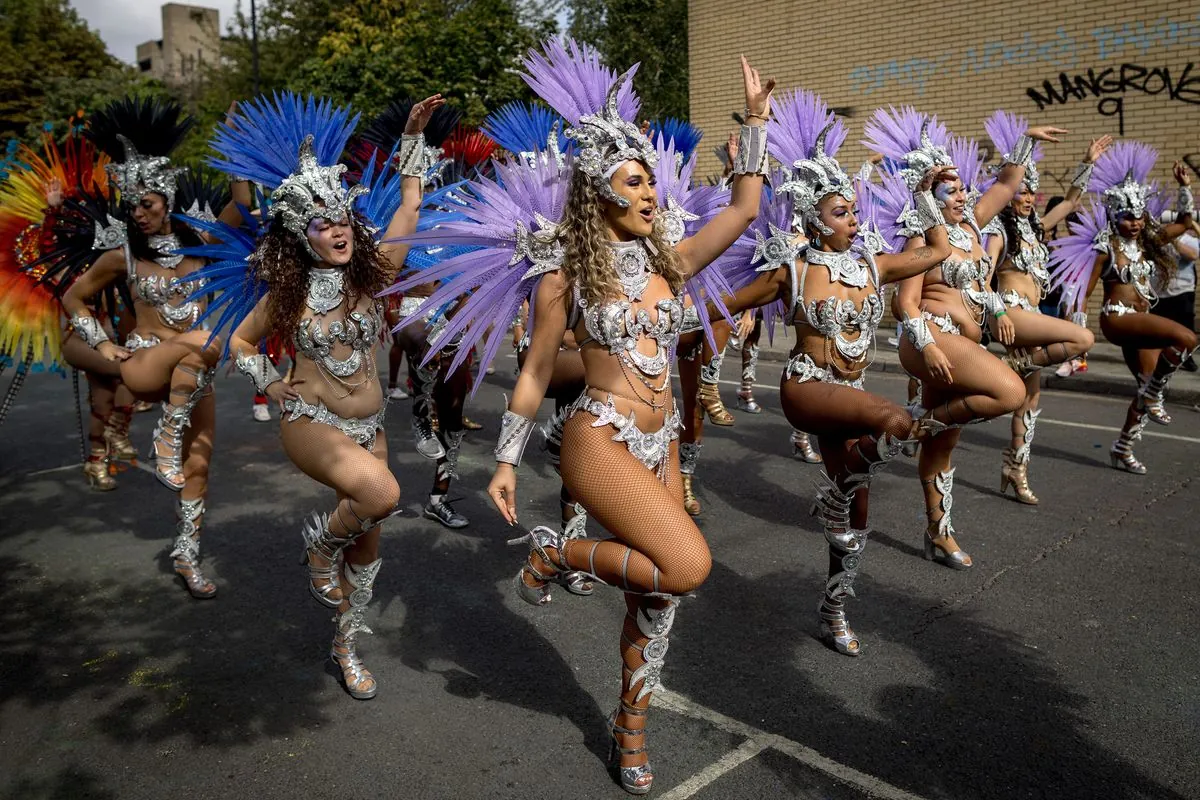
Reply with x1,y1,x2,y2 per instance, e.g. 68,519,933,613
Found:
899,331,1025,424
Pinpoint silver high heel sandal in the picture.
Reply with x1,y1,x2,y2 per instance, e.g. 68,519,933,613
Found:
150,367,213,491
171,498,216,598
923,468,972,570
1138,373,1172,426
1110,413,1148,474
791,430,822,463
507,524,568,606
300,511,353,608
555,502,595,596
331,558,382,700
607,704,654,795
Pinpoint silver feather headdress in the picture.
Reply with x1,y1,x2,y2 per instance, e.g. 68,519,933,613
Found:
567,72,658,206
271,136,367,258
1102,172,1149,220
776,124,854,235
106,134,187,210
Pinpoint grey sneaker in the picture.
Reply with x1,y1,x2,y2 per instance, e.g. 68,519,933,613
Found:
423,499,468,529
412,416,446,460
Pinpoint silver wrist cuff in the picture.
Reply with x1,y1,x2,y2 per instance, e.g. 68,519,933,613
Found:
235,351,283,393
1003,135,1034,168
901,315,935,351
1070,161,1094,192
393,133,426,178
1070,310,1088,328
856,161,874,183
70,314,109,348
495,410,536,467
1178,185,1195,218
732,125,768,175
985,292,1007,318
913,190,945,231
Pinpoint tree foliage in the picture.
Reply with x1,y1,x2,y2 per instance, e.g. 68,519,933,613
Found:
568,0,688,121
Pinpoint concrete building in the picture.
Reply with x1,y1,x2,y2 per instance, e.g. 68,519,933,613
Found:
136,4,220,85
689,1,1200,327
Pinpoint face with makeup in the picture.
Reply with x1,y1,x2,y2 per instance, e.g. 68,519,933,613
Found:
131,192,169,235
603,160,658,240
811,193,858,250
305,213,354,266
1011,186,1036,217
1115,212,1145,240
934,176,967,224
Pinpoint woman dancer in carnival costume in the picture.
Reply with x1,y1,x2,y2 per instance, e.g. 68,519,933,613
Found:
179,92,446,698
864,108,1065,570
712,90,955,656
980,112,1109,503
0,122,139,488
392,40,772,793
59,98,246,597
1050,142,1195,473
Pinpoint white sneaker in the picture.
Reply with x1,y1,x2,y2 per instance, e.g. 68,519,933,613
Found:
388,385,409,399
252,404,271,422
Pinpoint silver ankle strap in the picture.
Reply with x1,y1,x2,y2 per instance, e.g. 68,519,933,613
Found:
628,598,678,702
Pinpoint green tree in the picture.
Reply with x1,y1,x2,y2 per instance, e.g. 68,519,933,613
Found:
568,0,688,121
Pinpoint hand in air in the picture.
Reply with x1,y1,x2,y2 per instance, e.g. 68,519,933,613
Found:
44,178,63,208
1174,161,1193,187
1085,134,1113,163
1025,125,1069,143
916,165,958,193
265,379,300,410
405,94,447,135
740,55,775,120
923,343,954,384
488,465,518,525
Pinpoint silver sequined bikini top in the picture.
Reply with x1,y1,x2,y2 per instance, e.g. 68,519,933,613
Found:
1103,236,1156,303
1001,218,1050,293
788,246,882,363
292,268,382,378
132,272,207,331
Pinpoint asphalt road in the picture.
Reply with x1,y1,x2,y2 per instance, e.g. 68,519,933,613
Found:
1,353,1198,800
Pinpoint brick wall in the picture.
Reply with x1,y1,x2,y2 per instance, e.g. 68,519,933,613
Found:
688,3,1200,333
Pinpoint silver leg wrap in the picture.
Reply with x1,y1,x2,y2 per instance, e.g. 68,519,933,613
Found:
678,441,702,476
332,558,382,699
436,429,466,482
741,345,759,386
1111,412,1149,474
928,468,955,540
150,367,215,488
627,598,678,703
699,348,726,385
171,497,215,597
1013,408,1040,465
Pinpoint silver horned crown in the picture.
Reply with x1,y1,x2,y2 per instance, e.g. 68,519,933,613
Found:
270,135,368,257
1102,170,1149,220
900,120,952,191
565,68,658,207
106,134,187,210
777,122,855,235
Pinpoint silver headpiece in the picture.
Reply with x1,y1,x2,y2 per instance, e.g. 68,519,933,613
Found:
777,122,855,236
899,120,952,191
270,135,368,258
106,134,187,209
1102,170,1149,220
566,69,658,207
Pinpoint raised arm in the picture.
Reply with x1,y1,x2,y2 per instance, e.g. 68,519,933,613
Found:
1157,163,1195,242
974,125,1068,227
1041,136,1113,230
379,94,447,276
61,248,129,361
713,267,787,318
676,56,774,275
487,271,571,524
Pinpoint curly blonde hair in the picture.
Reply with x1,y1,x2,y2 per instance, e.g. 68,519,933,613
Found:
560,164,688,307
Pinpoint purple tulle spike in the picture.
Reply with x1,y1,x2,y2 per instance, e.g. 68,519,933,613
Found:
858,171,915,252
983,110,1043,165
861,106,947,162
1090,140,1157,193
766,89,847,167
1146,180,1170,222
520,38,641,126
947,135,984,195
1048,202,1107,310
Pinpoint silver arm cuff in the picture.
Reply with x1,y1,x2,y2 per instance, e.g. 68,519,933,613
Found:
392,133,426,178
70,314,109,348
984,291,1007,318
1178,185,1195,218
1070,161,1094,192
856,161,874,183
913,190,945,232
1003,135,1035,168
901,314,935,351
732,125,768,175
495,410,536,467
235,351,283,393
1070,310,1088,328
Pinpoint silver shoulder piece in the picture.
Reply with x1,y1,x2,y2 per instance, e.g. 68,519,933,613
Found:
70,314,110,348
1070,161,1094,192
1178,185,1196,218
392,133,427,178
913,190,945,232
900,313,935,351
1002,135,1034,169
495,409,536,467
235,351,283,393
733,125,768,176
93,215,127,250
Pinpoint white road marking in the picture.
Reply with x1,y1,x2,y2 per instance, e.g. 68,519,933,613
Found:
654,688,929,800
657,738,768,800
26,463,83,476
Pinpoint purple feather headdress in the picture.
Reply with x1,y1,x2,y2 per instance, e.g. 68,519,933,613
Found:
384,156,569,380
520,38,655,208
768,90,854,237
1048,202,1107,310
983,111,1043,192
862,106,951,190
948,136,985,201
860,170,921,252
1091,140,1158,221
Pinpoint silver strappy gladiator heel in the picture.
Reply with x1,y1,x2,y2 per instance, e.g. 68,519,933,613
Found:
1110,413,1148,474
331,558,382,700
300,511,353,608
923,468,972,569
555,502,595,596
791,430,822,463
171,498,216,598
1138,372,1172,426
507,524,569,606
150,367,213,491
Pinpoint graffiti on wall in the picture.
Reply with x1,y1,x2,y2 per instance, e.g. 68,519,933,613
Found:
846,16,1200,96
1025,63,1199,135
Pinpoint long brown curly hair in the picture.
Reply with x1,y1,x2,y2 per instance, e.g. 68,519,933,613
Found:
250,212,392,336
560,164,687,308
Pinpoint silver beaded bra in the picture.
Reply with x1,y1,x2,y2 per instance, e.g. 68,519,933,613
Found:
293,268,382,378
575,239,683,377
790,245,883,363
1007,218,1050,294
129,235,205,331
1104,236,1156,303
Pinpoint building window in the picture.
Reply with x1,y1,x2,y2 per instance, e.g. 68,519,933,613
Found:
139,59,152,72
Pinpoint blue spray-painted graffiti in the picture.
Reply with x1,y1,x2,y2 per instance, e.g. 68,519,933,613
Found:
847,15,1200,96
